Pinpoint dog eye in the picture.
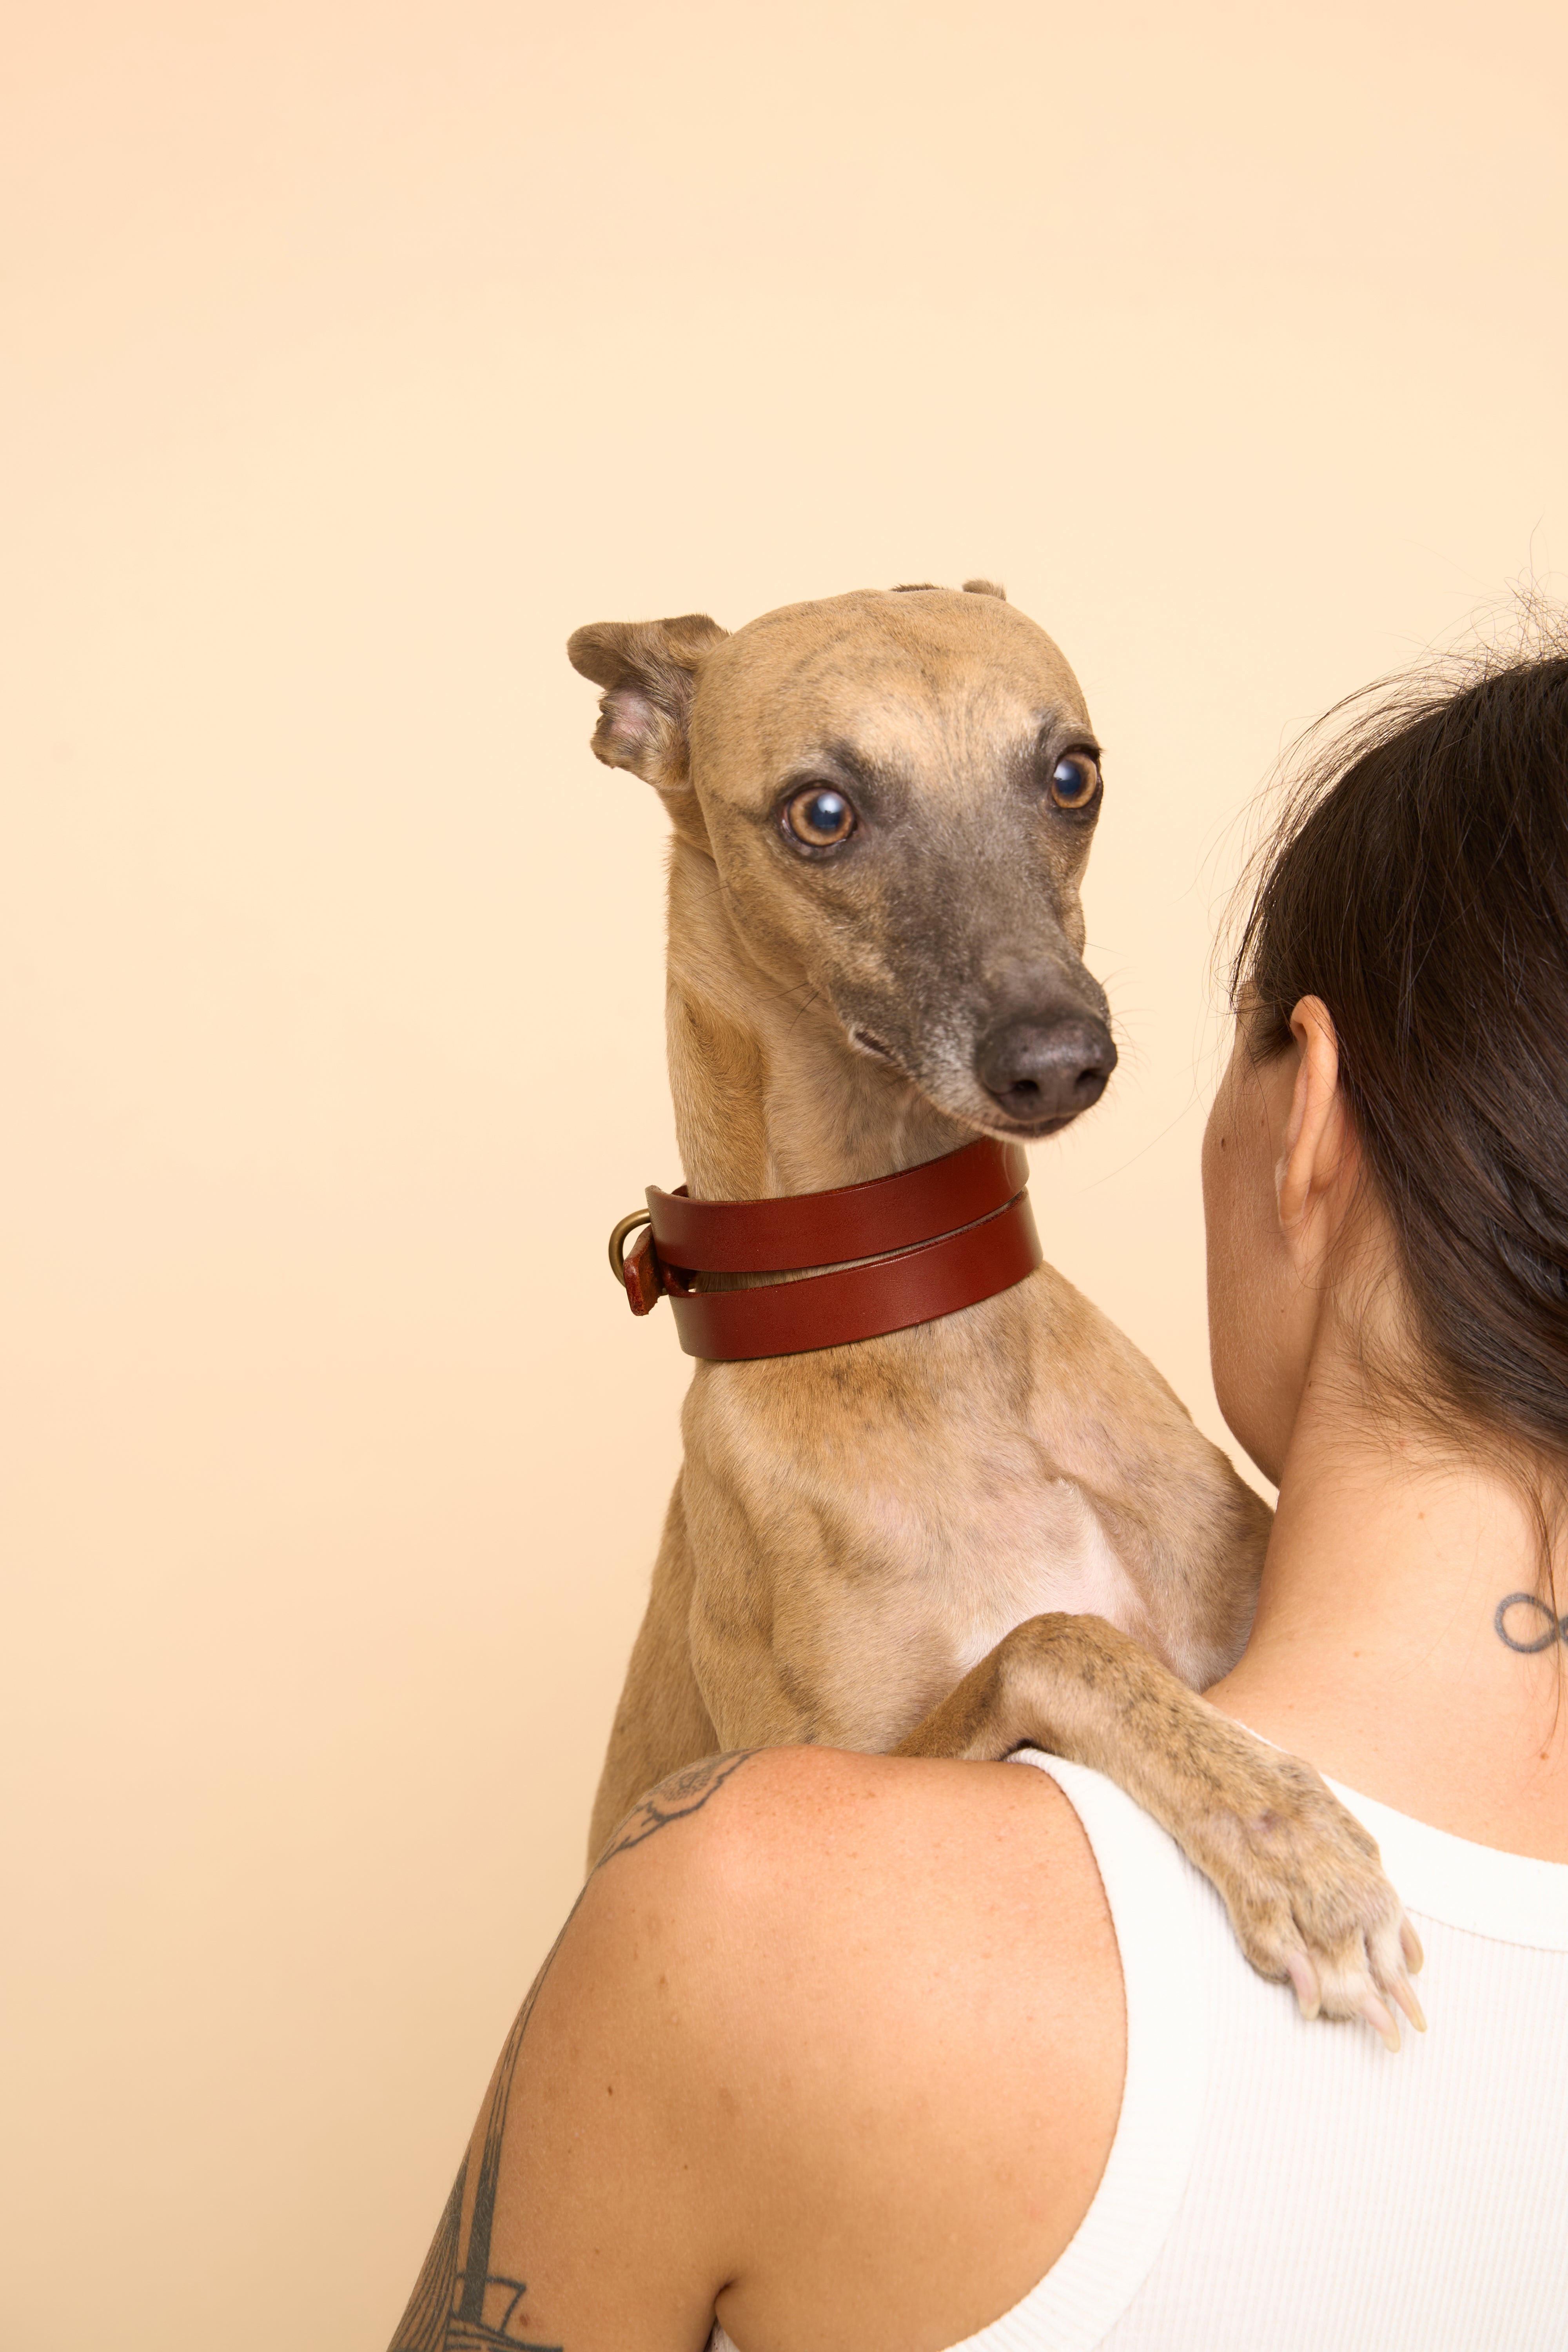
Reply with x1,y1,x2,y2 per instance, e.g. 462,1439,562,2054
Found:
1049,751,1101,810
784,786,857,848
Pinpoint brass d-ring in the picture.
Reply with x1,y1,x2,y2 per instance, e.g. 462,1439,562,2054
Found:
608,1207,653,1285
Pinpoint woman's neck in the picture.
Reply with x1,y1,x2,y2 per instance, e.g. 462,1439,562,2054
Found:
1207,1370,1568,1859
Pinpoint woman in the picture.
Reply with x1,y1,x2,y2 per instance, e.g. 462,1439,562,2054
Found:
390,645,1568,2352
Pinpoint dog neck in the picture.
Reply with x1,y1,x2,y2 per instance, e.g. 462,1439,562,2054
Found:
665,842,973,1201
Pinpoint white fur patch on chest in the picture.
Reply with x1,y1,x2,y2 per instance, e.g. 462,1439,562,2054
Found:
844,1451,1149,1679
942,1475,1148,1676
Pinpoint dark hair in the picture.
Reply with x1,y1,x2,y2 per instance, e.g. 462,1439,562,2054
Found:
1232,634,1568,1556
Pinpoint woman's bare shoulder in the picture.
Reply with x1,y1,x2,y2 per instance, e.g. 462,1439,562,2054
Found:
581,1743,1123,2040
521,1746,1127,2352
595,1742,1115,1949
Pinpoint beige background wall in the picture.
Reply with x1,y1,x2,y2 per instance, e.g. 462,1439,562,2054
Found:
4,4,1565,2345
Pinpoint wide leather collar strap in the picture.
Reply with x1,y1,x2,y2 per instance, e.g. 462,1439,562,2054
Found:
608,1135,1042,1361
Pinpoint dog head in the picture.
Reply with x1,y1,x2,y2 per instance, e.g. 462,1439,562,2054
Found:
567,583,1115,1140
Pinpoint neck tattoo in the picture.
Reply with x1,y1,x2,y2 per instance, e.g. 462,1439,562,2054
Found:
1495,1592,1568,1653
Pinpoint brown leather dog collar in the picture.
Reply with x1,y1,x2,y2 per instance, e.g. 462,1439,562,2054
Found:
607,1135,1042,1361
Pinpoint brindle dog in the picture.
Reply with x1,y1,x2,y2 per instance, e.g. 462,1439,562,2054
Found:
568,581,1421,2039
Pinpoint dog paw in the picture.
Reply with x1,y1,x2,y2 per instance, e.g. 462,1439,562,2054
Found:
1184,1748,1425,2050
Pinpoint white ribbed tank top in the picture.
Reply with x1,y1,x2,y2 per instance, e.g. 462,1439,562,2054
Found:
711,1749,1568,2352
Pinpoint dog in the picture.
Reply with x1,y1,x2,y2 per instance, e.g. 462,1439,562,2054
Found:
567,581,1420,2035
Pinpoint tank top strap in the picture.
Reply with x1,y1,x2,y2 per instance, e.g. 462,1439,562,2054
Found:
944,1751,1210,2350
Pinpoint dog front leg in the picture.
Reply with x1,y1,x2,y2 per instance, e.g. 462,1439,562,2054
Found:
587,1481,720,1868
894,1611,1423,2043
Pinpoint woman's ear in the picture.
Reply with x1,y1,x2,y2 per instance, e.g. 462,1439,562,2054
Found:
1276,995,1348,1255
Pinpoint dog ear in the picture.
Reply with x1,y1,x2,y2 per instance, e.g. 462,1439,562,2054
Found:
566,613,729,790
962,578,1007,601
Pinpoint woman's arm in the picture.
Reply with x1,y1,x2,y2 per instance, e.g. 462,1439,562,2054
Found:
387,1748,1123,2352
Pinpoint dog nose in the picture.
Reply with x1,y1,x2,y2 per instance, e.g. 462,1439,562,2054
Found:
976,1015,1117,1125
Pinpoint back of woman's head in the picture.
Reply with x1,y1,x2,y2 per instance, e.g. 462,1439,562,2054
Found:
1234,632,1568,1494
